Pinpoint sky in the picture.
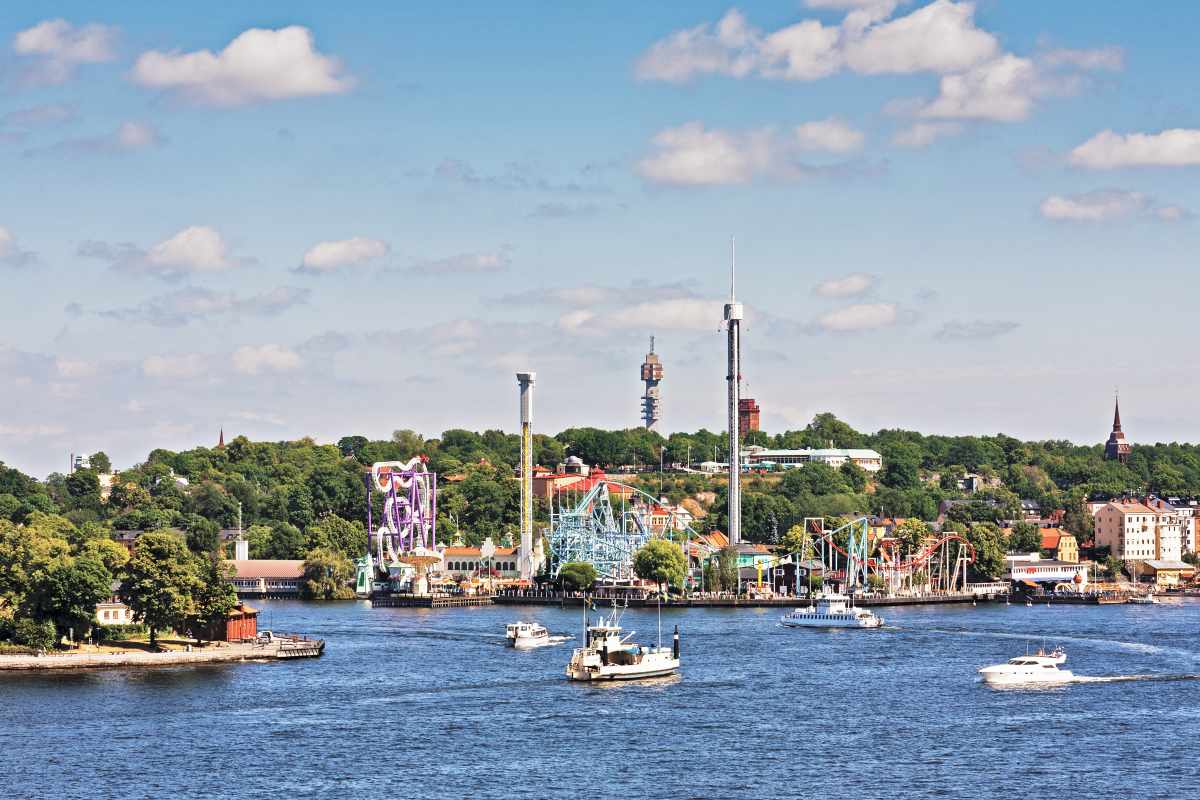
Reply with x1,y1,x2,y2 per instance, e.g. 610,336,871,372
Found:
3,0,1200,477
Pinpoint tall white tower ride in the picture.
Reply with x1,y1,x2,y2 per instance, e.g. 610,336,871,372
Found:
724,240,742,546
516,371,536,581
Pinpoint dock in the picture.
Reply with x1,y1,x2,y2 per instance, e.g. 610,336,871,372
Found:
0,638,324,671
492,592,1000,609
371,593,493,608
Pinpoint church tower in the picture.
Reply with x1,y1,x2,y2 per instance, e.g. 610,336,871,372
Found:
1104,396,1130,464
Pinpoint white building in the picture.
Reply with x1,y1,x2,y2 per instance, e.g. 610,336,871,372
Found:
743,446,883,473
1005,554,1089,589
1094,500,1182,563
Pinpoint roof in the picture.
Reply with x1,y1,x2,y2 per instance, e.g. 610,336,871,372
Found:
231,559,305,579
744,448,882,459
1103,501,1156,514
1144,560,1194,571
1040,529,1062,549
441,546,517,557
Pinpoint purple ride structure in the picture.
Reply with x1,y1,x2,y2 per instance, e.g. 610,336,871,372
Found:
354,457,439,597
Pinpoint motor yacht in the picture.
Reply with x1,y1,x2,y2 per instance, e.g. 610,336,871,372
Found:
565,604,679,681
979,647,1074,686
779,589,883,629
505,621,550,648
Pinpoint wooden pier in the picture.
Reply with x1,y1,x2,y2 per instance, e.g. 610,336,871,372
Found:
370,593,493,608
491,592,998,609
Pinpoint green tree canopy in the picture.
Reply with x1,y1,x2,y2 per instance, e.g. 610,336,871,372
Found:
301,547,355,600
118,531,197,647
633,539,687,595
558,561,597,592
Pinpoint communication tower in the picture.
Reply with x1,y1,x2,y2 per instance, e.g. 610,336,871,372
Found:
640,337,663,430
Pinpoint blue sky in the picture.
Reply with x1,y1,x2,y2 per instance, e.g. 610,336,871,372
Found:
3,1,1200,476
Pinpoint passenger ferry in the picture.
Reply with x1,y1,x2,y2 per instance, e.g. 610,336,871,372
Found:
565,604,680,681
779,589,883,629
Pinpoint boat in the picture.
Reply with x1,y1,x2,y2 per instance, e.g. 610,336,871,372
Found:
779,588,883,629
565,603,679,681
506,621,550,648
978,647,1074,686
1127,593,1160,605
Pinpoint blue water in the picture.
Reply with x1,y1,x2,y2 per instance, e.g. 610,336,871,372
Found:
3,599,1199,800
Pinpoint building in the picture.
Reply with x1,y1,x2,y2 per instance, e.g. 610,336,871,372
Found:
743,446,883,473
1152,497,1198,555
738,398,761,436
230,560,305,597
441,546,521,579
640,337,663,430
1093,501,1182,564
1104,396,1131,463
1005,554,1089,589
95,582,134,626
222,603,258,641
1040,529,1078,563
1138,560,1195,587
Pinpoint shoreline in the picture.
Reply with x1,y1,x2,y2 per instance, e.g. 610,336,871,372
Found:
0,640,323,672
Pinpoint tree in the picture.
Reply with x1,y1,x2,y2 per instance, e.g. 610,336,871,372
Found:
893,519,931,553
305,514,366,560
633,540,687,595
1105,555,1124,580
183,514,220,553
245,524,274,559
118,531,197,648
88,452,112,474
965,523,1006,579
182,554,238,644
23,554,112,643
780,524,810,555
840,460,868,492
716,546,739,592
1009,521,1042,554
301,547,355,600
265,522,305,560
558,562,596,592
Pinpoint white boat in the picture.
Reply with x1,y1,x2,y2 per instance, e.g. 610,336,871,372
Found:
1127,593,1160,605
779,589,883,629
506,621,550,648
565,604,679,681
979,647,1074,686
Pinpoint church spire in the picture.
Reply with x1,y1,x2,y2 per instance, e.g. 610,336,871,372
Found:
1112,393,1122,432
1105,392,1130,464
218,427,225,449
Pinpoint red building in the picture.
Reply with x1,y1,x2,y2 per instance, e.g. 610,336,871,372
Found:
222,603,259,641
738,398,761,437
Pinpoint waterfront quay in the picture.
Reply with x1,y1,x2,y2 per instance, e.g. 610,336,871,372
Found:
0,636,324,671
370,593,494,608
490,590,1006,609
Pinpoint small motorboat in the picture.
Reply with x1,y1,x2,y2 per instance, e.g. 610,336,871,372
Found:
1127,593,1160,605
780,589,883,629
506,621,550,648
979,647,1074,686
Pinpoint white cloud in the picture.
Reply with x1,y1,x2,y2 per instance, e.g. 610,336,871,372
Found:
793,118,865,152
81,225,248,278
99,286,310,327
298,237,389,273
1068,129,1200,169
636,1,997,83
1039,189,1148,222
892,121,963,147
1039,189,1188,223
637,122,775,185
231,410,286,426
814,273,875,297
918,54,1038,122
1038,46,1124,71
132,26,353,106
148,226,231,271
935,320,1019,341
841,0,998,75
816,302,897,332
1,103,76,128
561,298,723,334
142,353,207,379
410,249,513,275
13,18,117,85
232,344,302,375
0,424,67,441
0,226,38,268
25,120,163,156
55,358,98,379
637,121,867,186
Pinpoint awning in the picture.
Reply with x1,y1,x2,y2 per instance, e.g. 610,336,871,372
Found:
1021,580,1039,589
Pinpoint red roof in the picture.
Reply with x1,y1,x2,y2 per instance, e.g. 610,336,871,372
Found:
231,560,304,579
442,546,517,557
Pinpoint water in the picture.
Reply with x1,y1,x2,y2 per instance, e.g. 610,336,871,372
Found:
4,599,1200,800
